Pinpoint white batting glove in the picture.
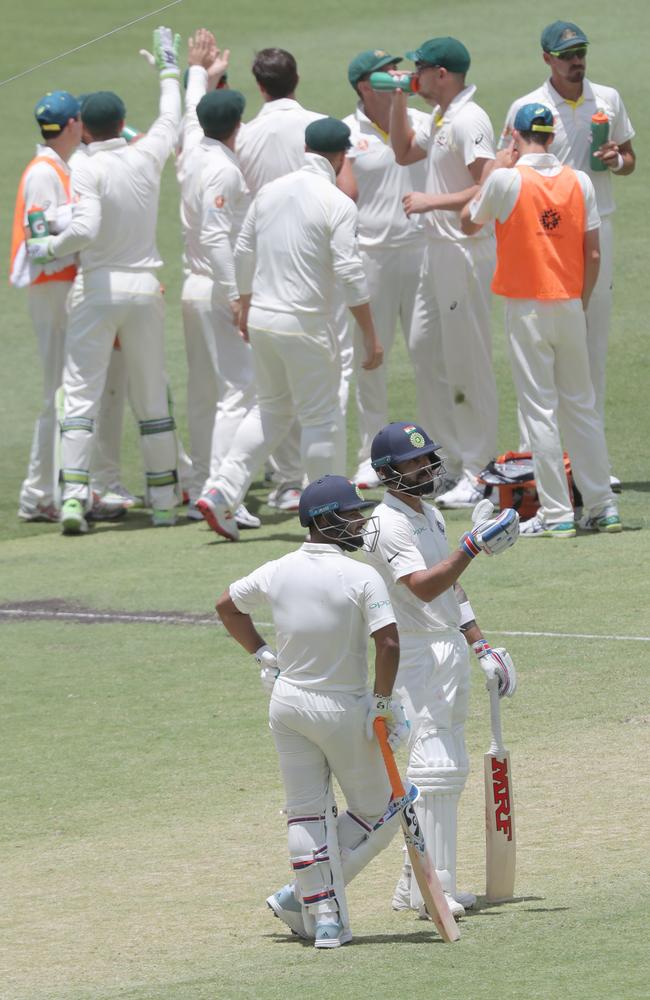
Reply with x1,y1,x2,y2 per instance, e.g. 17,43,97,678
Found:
460,507,519,558
473,640,517,697
26,237,55,265
366,694,411,750
254,644,279,696
153,25,181,79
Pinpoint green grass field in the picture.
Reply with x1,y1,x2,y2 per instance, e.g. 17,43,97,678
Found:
1,2,650,998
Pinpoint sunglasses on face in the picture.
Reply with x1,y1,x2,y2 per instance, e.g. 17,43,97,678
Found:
415,61,439,70
552,46,587,60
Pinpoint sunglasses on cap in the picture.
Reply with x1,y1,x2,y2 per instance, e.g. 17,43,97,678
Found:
551,45,587,60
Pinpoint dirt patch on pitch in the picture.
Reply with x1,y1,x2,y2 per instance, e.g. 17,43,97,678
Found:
0,599,218,627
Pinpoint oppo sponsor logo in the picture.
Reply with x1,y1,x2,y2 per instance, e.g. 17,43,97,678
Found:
491,757,513,840
368,599,392,609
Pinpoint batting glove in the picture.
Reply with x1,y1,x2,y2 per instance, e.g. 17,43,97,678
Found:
473,640,517,697
460,507,519,558
153,26,181,79
366,693,411,750
26,237,55,265
254,644,279,696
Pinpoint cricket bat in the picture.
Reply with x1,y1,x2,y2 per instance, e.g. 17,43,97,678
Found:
374,719,460,943
484,683,516,901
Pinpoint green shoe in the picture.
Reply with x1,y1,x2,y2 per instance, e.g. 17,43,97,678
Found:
61,499,88,535
152,508,177,527
579,506,622,533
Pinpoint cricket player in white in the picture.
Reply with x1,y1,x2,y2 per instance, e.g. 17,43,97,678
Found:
28,27,184,533
217,475,409,948
462,104,621,536
197,117,383,542
176,31,259,529
365,421,519,917
340,50,430,490
236,47,325,510
389,37,499,509
500,20,635,476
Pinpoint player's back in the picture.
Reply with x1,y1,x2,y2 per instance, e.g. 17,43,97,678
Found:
236,99,323,194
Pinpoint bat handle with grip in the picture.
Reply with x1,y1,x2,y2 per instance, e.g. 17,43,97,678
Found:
374,718,406,798
488,682,505,755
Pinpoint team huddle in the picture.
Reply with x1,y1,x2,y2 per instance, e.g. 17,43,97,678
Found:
12,17,635,947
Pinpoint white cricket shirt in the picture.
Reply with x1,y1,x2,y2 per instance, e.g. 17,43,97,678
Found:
229,542,396,695
364,491,461,634
51,78,181,272
19,145,76,281
414,84,495,242
236,98,324,195
235,154,369,331
500,79,634,217
469,153,600,231
344,103,429,249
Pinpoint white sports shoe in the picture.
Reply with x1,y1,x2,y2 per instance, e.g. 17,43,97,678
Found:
266,487,302,512
100,483,142,508
436,474,484,509
418,893,465,921
520,514,576,538
353,459,380,490
455,889,477,910
391,871,411,911
18,502,60,523
609,474,622,493
577,503,622,534
266,884,309,939
196,487,239,541
234,503,261,529
394,869,466,920
314,918,352,949
185,501,203,521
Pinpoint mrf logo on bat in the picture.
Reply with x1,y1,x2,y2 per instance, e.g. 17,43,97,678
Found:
489,756,513,840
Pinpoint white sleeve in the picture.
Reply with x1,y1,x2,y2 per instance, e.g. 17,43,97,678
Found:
330,199,369,307
459,108,495,166
374,515,427,583
469,168,520,225
50,158,102,257
201,165,240,300
361,569,397,635
576,172,601,231
413,111,433,151
609,90,635,146
234,200,257,295
134,78,182,170
22,162,65,227
228,562,275,613
181,66,208,155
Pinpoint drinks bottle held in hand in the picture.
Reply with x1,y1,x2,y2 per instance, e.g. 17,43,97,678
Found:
370,71,419,94
27,206,49,238
590,111,609,172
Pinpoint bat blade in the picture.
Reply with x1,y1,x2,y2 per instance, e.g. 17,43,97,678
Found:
484,748,516,901
400,804,460,943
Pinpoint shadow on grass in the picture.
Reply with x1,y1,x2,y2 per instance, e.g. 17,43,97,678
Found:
620,481,650,492
267,929,445,946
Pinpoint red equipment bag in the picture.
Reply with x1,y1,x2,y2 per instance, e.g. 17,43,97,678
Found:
477,451,580,519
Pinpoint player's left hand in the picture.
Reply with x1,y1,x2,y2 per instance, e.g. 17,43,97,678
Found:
153,25,181,79
253,644,279,695
460,506,519,558
594,140,621,169
473,640,517,697
366,693,411,750
26,237,55,265
402,191,435,216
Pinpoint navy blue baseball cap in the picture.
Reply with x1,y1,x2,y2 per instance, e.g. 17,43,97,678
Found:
371,421,440,470
299,475,374,527
514,103,555,133
34,91,81,133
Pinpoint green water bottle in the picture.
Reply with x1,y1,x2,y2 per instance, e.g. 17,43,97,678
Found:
590,111,609,172
27,206,49,237
121,124,143,142
369,71,419,94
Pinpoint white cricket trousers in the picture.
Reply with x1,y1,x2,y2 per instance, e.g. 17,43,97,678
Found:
181,274,255,501
409,238,498,480
269,679,392,918
214,315,340,511
585,215,613,426
20,281,125,508
353,242,424,464
505,297,615,523
395,630,470,899
61,270,178,511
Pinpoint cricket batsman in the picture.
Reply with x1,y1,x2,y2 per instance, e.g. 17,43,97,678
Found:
217,475,409,947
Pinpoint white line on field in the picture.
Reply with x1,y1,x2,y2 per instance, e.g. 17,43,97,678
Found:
0,607,648,642
0,0,183,88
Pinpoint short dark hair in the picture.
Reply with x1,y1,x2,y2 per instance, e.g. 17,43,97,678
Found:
517,129,552,147
202,121,239,143
83,122,122,142
251,48,298,99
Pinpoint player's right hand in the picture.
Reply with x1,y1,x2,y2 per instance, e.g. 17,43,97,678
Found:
26,237,55,265
362,339,383,370
366,693,411,750
253,644,279,695
459,507,519,558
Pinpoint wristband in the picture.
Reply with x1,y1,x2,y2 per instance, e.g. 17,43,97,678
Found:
458,599,475,627
472,639,491,658
459,531,481,558
611,152,624,173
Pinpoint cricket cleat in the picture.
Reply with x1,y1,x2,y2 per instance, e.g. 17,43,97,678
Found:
196,487,239,541
519,514,576,538
234,503,261,529
151,508,177,527
100,483,142,508
185,501,204,521
18,502,59,523
578,504,622,534
314,919,352,949
266,487,302,512
418,893,465,921
436,474,484,509
391,871,411,912
454,889,477,910
266,884,309,940
60,499,89,535
88,494,127,522
353,459,380,490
